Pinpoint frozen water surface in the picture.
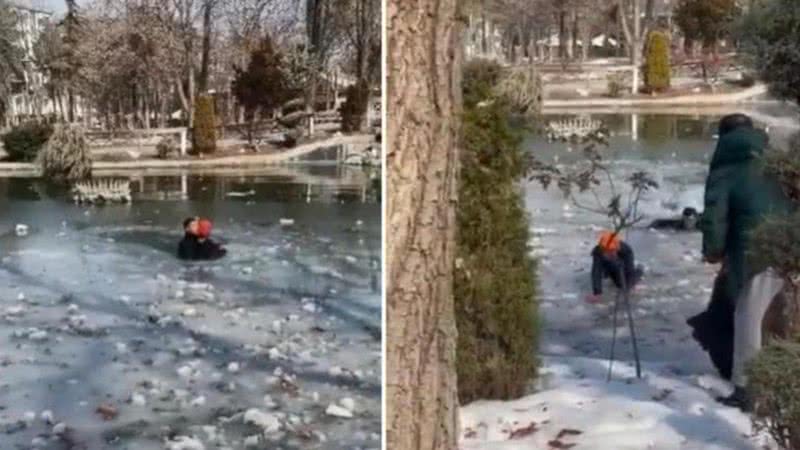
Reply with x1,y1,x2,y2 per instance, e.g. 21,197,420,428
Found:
461,111,799,449
0,167,381,449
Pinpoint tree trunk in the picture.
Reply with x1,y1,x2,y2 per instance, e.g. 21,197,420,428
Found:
558,10,567,59
386,0,461,448
481,13,487,54
198,0,214,93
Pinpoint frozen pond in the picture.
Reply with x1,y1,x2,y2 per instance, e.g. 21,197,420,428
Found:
460,111,798,449
0,167,381,449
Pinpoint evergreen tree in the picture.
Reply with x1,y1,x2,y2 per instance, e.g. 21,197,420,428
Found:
232,34,292,144
192,95,217,154
674,0,739,50
455,60,539,403
644,31,670,92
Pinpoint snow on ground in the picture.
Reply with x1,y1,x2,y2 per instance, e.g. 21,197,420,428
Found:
0,190,381,449
460,127,778,449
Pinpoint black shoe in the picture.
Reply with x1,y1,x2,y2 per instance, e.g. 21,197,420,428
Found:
716,386,751,412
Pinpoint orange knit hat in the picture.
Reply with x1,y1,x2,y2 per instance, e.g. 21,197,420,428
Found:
598,230,621,253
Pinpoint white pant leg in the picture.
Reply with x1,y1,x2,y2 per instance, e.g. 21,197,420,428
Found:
732,268,785,387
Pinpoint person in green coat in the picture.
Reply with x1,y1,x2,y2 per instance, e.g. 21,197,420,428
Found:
698,113,793,409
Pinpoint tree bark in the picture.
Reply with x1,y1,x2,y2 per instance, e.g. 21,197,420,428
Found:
198,0,215,93
386,0,462,449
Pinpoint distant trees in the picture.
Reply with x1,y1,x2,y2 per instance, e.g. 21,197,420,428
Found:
0,2,21,124
674,0,740,53
7,0,376,132
231,35,293,143
736,0,800,104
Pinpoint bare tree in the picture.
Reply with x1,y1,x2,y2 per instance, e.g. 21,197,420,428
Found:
386,0,462,448
197,0,220,93
616,0,655,93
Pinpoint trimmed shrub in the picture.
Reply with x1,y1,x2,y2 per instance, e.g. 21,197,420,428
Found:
747,338,800,450
192,95,217,155
37,123,91,183
156,136,179,159
607,72,626,98
2,122,53,162
340,81,369,133
644,31,671,92
455,59,539,404
494,64,543,116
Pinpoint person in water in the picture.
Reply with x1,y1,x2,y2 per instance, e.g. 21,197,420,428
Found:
177,217,227,260
649,207,701,231
586,231,644,304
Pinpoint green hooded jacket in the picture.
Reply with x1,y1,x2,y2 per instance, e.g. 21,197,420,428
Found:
700,127,793,300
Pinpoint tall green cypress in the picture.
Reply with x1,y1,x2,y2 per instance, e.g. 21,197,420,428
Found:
645,31,671,92
192,95,217,155
455,60,539,404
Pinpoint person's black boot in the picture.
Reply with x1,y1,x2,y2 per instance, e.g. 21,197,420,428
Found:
717,386,751,412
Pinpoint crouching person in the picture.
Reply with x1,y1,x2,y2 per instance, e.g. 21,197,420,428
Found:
586,231,643,304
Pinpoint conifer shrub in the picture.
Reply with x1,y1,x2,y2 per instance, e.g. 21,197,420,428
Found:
156,136,179,159
607,72,626,98
37,123,91,183
192,95,217,155
340,81,369,133
747,141,800,449
747,338,800,450
455,59,539,404
2,121,53,162
644,31,671,92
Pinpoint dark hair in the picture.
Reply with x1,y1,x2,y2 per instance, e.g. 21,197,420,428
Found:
718,114,753,136
682,207,698,217
183,217,196,229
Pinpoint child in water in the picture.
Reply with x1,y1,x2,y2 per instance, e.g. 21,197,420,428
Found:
177,217,227,260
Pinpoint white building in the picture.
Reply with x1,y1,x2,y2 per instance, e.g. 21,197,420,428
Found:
6,0,56,124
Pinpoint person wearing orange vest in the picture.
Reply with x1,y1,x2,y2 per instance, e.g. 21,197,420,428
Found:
586,231,643,304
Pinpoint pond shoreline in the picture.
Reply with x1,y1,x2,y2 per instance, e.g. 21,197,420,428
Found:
0,134,376,177
543,84,768,109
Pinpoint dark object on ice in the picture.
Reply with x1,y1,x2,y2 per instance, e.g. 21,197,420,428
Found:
649,207,700,231
177,217,227,261
591,241,643,296
687,268,734,379
177,233,227,260
716,385,752,412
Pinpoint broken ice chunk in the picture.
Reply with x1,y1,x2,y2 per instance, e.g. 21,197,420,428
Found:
165,436,205,450
243,409,281,433
340,397,356,412
131,392,147,406
325,404,353,418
